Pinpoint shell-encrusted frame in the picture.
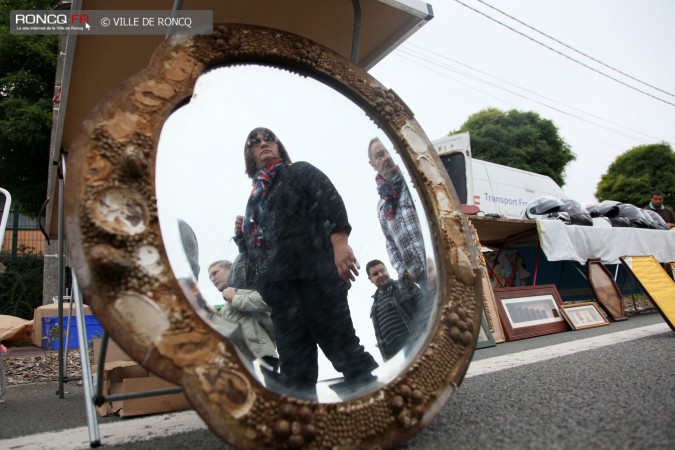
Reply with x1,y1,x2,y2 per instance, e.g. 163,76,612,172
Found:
64,24,482,449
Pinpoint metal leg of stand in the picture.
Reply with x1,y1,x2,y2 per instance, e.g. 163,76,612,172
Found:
72,274,101,447
0,189,11,401
0,342,6,401
94,331,109,406
57,170,66,399
65,296,75,380
69,272,184,447
573,261,589,281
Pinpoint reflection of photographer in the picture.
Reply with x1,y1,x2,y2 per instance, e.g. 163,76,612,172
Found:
208,260,278,371
177,218,217,316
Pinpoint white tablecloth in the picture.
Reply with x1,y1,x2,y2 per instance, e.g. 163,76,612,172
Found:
537,220,675,265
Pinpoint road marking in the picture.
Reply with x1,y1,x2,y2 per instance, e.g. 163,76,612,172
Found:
0,409,207,449
1,322,669,449
466,322,670,378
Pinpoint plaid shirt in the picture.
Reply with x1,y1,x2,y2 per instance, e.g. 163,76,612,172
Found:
377,180,426,280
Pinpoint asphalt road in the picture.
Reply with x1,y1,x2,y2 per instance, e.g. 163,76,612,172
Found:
1,312,673,449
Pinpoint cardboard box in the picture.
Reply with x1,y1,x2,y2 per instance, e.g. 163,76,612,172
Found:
93,360,148,417
118,376,190,417
93,358,190,417
92,337,131,363
31,303,92,347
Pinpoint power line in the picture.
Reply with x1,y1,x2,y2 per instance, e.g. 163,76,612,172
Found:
404,43,667,144
396,47,658,145
395,50,642,154
476,0,675,99
394,55,642,157
395,51,519,108
451,0,675,108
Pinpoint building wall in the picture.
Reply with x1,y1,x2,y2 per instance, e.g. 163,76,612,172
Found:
2,230,46,254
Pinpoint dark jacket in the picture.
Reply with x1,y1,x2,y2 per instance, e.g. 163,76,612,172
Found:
643,204,675,224
247,161,351,288
370,278,425,360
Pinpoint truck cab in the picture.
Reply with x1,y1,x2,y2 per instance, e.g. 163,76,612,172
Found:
433,132,566,219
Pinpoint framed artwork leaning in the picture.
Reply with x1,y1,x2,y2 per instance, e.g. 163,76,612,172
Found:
587,258,628,321
468,221,506,344
476,311,496,349
559,302,609,330
494,285,570,341
620,256,675,331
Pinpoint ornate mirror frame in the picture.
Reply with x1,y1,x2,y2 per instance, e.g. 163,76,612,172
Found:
64,24,482,449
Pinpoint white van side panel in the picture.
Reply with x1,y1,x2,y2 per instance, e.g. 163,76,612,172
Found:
472,159,566,218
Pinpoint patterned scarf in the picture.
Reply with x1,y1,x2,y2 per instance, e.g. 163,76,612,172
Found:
376,169,404,220
243,160,285,247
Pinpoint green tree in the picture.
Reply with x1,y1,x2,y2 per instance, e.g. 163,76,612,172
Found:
0,0,58,210
451,107,575,187
595,143,675,207
0,250,44,320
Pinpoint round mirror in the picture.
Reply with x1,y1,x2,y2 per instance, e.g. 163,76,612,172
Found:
156,64,438,402
65,25,481,448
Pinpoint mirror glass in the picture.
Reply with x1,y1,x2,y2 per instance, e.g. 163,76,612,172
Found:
156,65,436,402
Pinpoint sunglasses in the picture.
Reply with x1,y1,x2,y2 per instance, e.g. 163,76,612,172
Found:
247,132,276,149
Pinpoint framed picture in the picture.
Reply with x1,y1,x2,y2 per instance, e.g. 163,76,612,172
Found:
494,285,570,341
587,258,628,321
480,266,506,344
560,302,610,330
620,256,675,331
468,222,506,344
476,311,496,349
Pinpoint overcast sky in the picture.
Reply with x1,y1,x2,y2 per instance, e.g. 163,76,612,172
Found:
370,0,675,204
155,0,675,382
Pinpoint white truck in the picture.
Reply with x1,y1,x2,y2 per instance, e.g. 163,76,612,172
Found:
432,132,566,219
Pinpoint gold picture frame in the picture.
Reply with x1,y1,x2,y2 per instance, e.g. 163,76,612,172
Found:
559,302,610,330
64,24,482,449
620,256,675,331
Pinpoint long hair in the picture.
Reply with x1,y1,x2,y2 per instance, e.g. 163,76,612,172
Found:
244,127,292,179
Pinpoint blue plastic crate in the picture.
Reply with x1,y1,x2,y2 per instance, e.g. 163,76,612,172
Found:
41,315,104,350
